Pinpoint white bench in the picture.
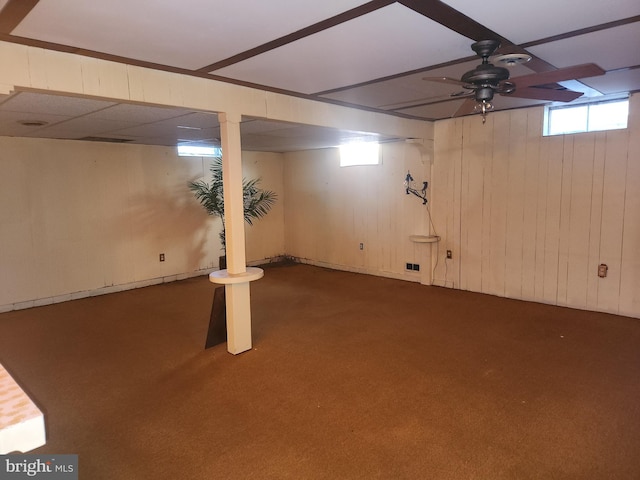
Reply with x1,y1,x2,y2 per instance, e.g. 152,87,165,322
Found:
0,363,46,453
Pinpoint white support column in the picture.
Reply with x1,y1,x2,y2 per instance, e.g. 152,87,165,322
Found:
219,111,247,274
216,111,253,355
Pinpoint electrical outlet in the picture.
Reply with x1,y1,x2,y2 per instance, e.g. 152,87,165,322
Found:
359,243,364,250
446,250,452,259
159,253,165,262
413,264,420,271
598,264,608,278
406,263,413,270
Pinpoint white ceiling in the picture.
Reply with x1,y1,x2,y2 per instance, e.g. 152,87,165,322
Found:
0,0,638,151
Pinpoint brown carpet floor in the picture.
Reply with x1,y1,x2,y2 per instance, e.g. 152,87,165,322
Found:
0,263,639,479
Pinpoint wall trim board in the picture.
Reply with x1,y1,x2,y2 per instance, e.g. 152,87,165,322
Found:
0,255,289,313
291,257,422,283
0,268,213,313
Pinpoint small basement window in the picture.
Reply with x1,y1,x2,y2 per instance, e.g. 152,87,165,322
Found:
339,142,380,167
544,97,629,136
177,145,222,157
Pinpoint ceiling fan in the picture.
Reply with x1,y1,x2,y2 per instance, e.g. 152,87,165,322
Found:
424,39,606,122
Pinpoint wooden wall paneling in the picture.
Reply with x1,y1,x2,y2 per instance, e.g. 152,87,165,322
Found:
242,152,285,264
480,115,495,295
399,147,413,275
404,142,428,277
480,115,494,293
447,118,464,288
32,148,94,297
597,130,630,312
318,154,335,263
618,114,640,316
431,120,456,286
555,135,575,306
459,116,485,292
533,124,550,301
521,109,543,301
283,153,307,259
565,134,596,308
376,147,393,273
541,135,565,304
585,133,607,311
486,113,510,297
390,144,408,275
92,145,136,287
340,164,355,266
0,139,37,305
504,111,527,299
459,118,471,290
362,157,376,272
356,163,372,270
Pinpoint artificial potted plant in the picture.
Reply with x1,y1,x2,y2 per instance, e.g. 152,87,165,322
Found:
189,156,277,269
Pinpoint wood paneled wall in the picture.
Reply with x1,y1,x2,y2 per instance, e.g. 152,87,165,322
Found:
432,94,639,318
0,137,285,311
283,142,437,282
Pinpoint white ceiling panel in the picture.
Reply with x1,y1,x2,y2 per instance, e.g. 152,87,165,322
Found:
442,0,640,44
86,104,193,123
581,68,640,95
528,24,640,71
28,117,140,138
13,0,372,70
0,110,71,136
214,3,472,94
0,92,115,116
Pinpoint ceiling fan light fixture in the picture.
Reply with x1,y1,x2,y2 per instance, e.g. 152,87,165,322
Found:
494,53,532,66
473,99,494,124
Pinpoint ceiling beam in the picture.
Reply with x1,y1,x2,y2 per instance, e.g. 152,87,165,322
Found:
398,0,504,43
0,0,39,34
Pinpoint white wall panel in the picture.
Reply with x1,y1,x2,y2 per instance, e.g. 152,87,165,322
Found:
283,141,433,282
432,94,640,318
0,137,285,310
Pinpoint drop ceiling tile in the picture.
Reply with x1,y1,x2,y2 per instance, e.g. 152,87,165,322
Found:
214,3,472,94
0,92,115,116
581,68,640,95
86,103,192,123
0,111,71,136
31,117,140,139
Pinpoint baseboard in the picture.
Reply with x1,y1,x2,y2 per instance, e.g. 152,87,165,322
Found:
289,257,420,283
0,255,420,313
0,268,217,313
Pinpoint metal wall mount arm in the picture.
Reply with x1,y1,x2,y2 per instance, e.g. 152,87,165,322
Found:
404,171,428,204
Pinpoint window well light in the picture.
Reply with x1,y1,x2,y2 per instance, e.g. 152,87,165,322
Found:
339,141,380,167
177,145,222,157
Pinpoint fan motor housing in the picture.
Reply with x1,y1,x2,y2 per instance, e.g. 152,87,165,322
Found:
462,63,510,85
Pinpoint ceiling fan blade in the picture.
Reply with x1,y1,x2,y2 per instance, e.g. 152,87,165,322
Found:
503,87,584,102
423,76,469,87
453,98,477,117
511,63,605,89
